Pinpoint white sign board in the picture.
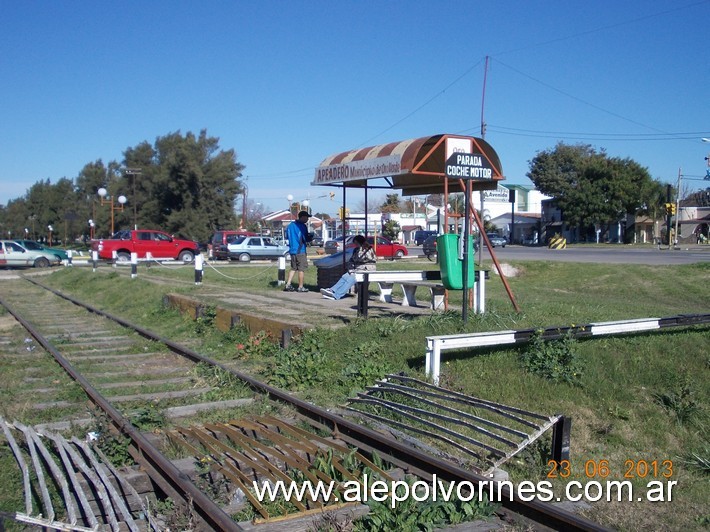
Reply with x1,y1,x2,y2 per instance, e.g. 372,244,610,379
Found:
483,186,511,202
445,152,494,180
313,155,401,185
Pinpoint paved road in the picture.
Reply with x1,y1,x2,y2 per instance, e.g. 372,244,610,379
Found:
407,244,710,265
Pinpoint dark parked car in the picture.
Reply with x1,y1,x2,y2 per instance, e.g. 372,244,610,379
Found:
422,235,438,262
414,230,438,246
423,234,478,261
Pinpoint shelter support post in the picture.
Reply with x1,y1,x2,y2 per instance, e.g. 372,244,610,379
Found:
459,178,520,313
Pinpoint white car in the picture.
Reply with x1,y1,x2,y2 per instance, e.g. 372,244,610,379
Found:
0,240,61,268
227,236,290,262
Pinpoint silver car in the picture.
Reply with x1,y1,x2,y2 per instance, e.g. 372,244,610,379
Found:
227,236,290,262
485,233,507,248
0,240,61,268
324,236,353,255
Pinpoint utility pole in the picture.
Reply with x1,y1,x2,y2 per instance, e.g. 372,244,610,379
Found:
665,184,673,248
477,56,490,265
673,168,682,249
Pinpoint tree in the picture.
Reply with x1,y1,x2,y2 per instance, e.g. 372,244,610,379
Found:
0,130,244,245
683,188,710,207
527,142,663,238
379,194,402,213
123,130,244,243
382,219,400,240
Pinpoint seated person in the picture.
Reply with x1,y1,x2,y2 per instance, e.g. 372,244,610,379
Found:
320,235,376,300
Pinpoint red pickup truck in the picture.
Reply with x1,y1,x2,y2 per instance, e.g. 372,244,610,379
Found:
92,229,199,263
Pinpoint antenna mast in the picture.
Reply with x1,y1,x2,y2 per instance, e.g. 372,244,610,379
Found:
480,55,489,139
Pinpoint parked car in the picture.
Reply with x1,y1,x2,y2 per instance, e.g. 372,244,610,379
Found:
92,229,199,263
227,236,289,262
13,239,69,262
0,240,61,268
414,230,439,246
209,230,259,260
485,233,507,248
422,235,438,262
345,235,408,259
424,234,478,261
310,235,324,247
324,236,349,255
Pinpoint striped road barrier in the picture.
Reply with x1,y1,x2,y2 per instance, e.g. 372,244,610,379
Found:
548,235,567,249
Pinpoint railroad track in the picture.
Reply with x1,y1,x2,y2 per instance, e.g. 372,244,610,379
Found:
0,276,608,531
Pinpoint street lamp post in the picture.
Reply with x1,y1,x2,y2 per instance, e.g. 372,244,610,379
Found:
88,219,95,240
28,215,36,239
124,168,141,230
301,199,310,230
98,188,127,236
47,225,53,246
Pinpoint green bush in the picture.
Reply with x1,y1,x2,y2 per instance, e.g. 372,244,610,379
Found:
519,330,583,385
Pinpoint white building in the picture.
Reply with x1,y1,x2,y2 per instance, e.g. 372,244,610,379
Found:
334,185,548,244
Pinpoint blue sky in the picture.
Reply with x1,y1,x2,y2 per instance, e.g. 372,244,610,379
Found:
2,0,709,215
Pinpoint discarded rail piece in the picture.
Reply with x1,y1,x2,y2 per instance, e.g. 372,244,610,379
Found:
1,417,148,531
346,374,568,472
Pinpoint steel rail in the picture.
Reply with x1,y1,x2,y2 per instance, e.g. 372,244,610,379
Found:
0,291,241,532
18,277,609,531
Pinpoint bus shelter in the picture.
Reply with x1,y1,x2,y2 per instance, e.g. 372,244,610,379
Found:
313,133,503,199
312,133,519,317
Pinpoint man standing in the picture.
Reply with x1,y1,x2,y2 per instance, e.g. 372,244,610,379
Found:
284,210,312,292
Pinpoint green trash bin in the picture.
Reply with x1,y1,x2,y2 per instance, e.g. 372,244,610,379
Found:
437,234,475,290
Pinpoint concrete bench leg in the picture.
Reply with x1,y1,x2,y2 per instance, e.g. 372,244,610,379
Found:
430,286,446,311
401,284,418,307
378,282,394,303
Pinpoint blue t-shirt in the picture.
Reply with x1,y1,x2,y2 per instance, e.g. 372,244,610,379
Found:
286,220,309,254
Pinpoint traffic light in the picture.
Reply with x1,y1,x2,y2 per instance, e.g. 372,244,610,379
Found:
664,203,676,216
338,207,350,220
670,203,676,215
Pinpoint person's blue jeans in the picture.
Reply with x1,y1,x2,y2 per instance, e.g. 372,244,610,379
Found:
330,272,357,299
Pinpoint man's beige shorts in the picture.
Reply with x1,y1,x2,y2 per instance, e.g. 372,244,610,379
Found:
290,254,308,271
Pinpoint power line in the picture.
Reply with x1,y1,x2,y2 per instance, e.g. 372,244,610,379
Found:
484,125,710,142
354,58,485,149
489,0,710,57
247,1,710,186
